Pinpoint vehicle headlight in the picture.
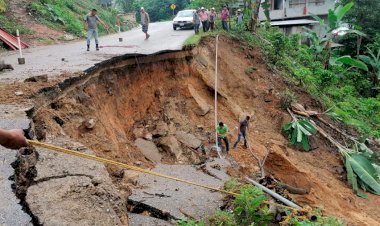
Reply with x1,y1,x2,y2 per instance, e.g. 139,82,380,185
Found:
173,21,179,24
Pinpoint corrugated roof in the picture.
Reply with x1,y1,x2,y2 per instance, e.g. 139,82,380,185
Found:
269,19,320,26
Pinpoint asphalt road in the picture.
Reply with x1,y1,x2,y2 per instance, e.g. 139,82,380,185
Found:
0,105,32,226
0,21,193,83
0,21,193,225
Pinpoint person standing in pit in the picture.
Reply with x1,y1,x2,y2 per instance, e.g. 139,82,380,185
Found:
233,116,250,149
84,9,108,51
221,5,229,31
216,122,230,153
209,8,217,31
199,7,209,32
140,7,151,40
0,129,27,149
193,9,201,34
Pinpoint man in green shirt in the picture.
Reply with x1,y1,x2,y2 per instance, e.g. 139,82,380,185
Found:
216,122,229,152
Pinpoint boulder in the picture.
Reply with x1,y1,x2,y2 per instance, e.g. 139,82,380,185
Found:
160,136,182,160
14,91,24,96
135,138,162,163
24,75,48,83
175,131,202,149
122,170,140,186
188,85,210,116
132,127,145,139
83,118,96,129
152,121,169,137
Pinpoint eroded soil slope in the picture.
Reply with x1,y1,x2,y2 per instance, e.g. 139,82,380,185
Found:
33,37,380,225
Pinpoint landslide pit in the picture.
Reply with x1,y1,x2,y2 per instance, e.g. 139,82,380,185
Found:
29,36,379,225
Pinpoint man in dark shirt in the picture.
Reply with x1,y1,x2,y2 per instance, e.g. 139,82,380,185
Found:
84,9,108,51
233,116,250,149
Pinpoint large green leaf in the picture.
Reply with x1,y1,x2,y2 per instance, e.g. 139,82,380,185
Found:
348,155,380,195
334,2,354,22
345,158,358,193
327,9,338,30
298,120,318,134
282,119,316,151
345,29,366,37
331,56,369,71
351,154,379,179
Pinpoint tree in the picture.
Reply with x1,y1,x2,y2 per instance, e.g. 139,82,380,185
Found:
188,0,236,10
337,0,380,55
303,2,367,69
133,0,189,22
251,0,261,32
337,0,380,40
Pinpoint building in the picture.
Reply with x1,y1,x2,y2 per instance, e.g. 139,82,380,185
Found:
259,0,335,35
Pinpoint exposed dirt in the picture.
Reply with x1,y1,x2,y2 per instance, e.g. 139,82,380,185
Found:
5,36,379,225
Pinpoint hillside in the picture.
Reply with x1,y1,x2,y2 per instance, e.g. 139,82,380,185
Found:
0,0,131,46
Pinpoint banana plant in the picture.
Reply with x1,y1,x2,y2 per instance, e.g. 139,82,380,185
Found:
329,55,368,71
303,2,366,67
358,47,380,86
341,147,380,197
282,118,317,151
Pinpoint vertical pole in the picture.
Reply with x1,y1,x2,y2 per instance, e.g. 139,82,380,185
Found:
17,29,23,58
215,35,221,158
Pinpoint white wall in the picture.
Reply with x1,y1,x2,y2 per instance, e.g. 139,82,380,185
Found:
259,0,335,21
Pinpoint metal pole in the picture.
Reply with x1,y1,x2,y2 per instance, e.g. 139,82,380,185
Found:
215,35,222,158
246,177,302,209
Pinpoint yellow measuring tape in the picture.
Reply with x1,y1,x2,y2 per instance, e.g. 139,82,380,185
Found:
26,139,301,212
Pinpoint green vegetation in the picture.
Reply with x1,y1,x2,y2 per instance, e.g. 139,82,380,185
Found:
246,27,380,137
28,0,119,37
337,0,380,55
183,31,220,47
177,184,343,226
282,118,318,151
184,3,380,138
0,0,6,13
188,0,235,9
0,15,32,35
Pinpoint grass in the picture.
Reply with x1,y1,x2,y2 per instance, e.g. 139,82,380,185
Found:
0,15,33,35
183,30,222,47
28,0,134,37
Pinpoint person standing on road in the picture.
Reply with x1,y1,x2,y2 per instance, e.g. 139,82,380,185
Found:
209,8,217,31
216,122,230,153
193,9,201,34
140,7,151,40
0,129,27,149
199,7,209,32
221,5,229,31
233,116,250,149
84,9,108,51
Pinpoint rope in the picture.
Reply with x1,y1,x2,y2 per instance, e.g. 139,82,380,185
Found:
26,139,302,212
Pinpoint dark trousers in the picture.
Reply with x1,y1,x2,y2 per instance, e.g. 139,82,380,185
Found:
209,22,215,31
234,131,247,148
201,21,208,32
194,23,200,34
222,21,228,31
218,136,230,152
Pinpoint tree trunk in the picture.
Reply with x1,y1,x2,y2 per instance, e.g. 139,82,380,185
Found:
251,0,262,32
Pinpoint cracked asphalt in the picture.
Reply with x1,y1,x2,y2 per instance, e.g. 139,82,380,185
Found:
0,21,193,226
